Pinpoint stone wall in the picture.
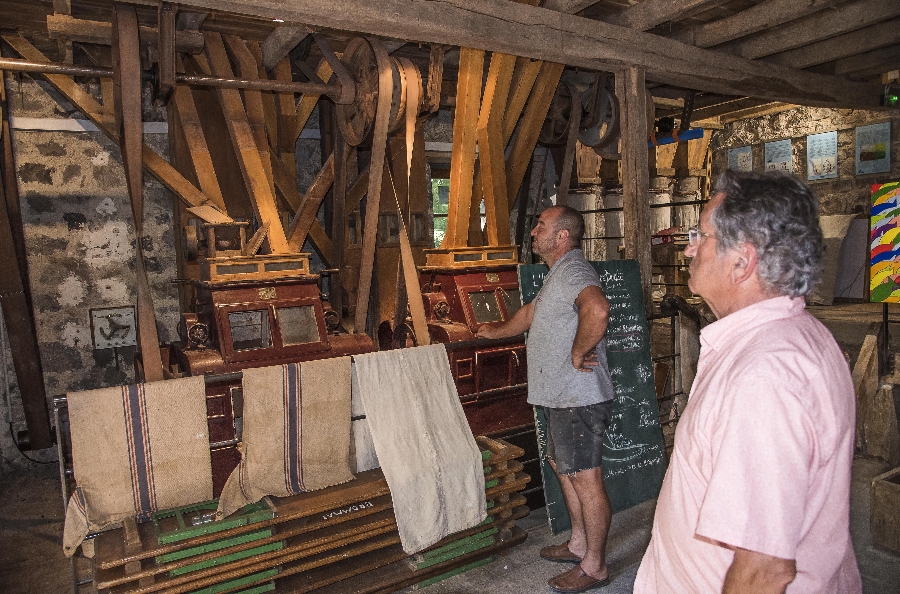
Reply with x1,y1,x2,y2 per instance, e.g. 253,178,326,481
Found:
0,75,179,472
709,107,900,214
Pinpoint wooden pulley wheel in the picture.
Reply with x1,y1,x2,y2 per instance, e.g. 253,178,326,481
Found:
588,87,654,160
538,81,577,146
578,81,619,149
335,37,405,146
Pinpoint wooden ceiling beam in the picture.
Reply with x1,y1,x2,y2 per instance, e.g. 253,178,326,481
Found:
606,0,728,32
719,102,797,124
765,19,900,70
46,13,204,53
127,0,882,108
688,96,770,121
542,0,599,14
716,0,900,60
668,0,839,48
834,44,900,78
261,26,309,70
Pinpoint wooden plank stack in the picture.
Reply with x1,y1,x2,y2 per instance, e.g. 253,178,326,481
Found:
89,436,530,593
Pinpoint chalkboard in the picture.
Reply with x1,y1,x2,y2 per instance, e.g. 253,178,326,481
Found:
519,259,666,534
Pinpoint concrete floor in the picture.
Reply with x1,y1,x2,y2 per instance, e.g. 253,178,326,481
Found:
2,303,900,593
0,457,898,593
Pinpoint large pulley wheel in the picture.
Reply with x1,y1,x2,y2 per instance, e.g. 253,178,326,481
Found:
590,87,654,161
335,37,406,146
538,81,577,146
579,82,619,150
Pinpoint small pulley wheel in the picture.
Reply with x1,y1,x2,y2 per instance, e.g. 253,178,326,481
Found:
538,81,577,146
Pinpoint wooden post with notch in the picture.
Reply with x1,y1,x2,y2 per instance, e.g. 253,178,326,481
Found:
617,66,652,312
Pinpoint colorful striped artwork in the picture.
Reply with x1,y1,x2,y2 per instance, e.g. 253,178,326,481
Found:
869,181,900,302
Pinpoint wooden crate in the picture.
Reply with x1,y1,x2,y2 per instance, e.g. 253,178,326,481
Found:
872,466,900,554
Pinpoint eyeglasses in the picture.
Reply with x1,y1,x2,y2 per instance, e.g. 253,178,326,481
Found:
687,227,715,247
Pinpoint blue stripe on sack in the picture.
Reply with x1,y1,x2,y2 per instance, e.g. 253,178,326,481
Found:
284,363,303,494
123,384,155,516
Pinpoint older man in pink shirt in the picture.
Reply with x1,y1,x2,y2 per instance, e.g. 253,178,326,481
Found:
634,170,861,593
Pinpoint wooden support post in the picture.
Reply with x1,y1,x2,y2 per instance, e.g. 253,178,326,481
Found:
287,153,335,251
476,52,516,246
442,47,484,248
2,35,230,222
0,76,51,449
204,32,289,252
269,154,334,264
273,57,298,154
505,61,565,212
223,36,275,199
112,5,163,382
293,59,334,146
170,61,227,212
617,66,652,312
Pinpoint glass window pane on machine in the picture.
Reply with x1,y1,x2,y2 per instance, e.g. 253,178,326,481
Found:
502,288,522,318
470,291,503,324
229,310,273,350
277,305,321,345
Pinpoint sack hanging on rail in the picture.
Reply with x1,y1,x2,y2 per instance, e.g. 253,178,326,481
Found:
216,356,354,518
62,376,212,557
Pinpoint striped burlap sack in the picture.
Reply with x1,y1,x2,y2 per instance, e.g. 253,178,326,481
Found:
62,376,213,557
217,357,354,518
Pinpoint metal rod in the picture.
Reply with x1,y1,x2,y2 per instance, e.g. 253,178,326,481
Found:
0,57,342,97
577,198,707,216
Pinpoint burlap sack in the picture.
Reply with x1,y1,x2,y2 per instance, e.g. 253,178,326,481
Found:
217,357,354,518
62,376,213,556
352,344,486,554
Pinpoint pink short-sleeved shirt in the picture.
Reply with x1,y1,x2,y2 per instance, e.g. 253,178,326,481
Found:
634,296,861,593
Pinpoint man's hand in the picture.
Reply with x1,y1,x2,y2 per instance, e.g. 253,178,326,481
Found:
475,301,535,340
572,350,599,372
723,547,796,594
476,324,500,339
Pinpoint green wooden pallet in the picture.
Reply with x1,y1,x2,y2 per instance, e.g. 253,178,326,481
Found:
415,528,498,570
187,568,277,594
152,500,274,545
416,556,495,588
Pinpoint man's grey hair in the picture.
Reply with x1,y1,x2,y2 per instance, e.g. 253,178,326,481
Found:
711,170,823,298
552,205,585,248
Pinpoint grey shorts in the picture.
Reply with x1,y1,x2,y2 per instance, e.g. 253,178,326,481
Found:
545,401,614,475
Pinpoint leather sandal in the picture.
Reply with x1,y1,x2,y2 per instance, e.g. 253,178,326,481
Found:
539,541,582,564
548,564,611,593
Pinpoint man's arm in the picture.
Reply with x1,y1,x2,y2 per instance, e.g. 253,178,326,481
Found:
723,547,796,594
476,301,534,340
571,284,609,372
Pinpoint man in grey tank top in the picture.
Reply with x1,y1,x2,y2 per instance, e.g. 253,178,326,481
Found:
478,205,615,593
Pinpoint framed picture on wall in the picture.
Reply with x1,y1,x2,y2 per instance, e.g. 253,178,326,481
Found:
764,139,792,172
807,131,838,181
727,145,752,171
856,122,891,175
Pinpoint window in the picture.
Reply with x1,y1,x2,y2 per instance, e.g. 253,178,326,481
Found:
432,178,449,246
229,310,272,351
277,305,320,345
501,288,522,318
469,291,503,324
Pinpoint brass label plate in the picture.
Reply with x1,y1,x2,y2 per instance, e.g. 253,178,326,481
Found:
258,287,277,300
